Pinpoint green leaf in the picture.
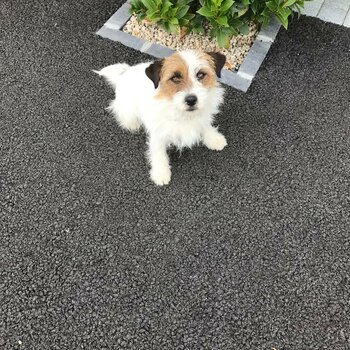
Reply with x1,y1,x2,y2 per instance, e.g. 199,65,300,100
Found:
129,0,146,12
193,26,205,33
197,6,214,17
283,0,296,7
186,13,195,19
213,0,223,8
179,18,189,26
266,1,277,11
294,3,302,17
162,21,179,32
146,13,162,21
147,9,161,17
219,0,234,13
275,13,288,28
282,7,292,18
167,7,178,18
237,6,249,17
141,0,157,10
229,17,243,28
239,22,249,34
169,17,179,24
215,16,229,26
251,2,258,13
168,22,179,32
209,27,218,39
136,12,146,21
176,5,190,19
161,1,173,15
177,0,193,5
189,14,204,32
216,29,230,48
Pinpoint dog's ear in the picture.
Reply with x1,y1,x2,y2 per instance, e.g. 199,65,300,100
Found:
145,59,164,89
206,52,226,78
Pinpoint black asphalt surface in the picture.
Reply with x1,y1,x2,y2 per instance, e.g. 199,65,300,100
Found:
1,0,350,349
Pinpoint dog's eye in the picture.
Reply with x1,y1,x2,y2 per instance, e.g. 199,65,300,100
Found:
170,75,182,84
196,71,206,80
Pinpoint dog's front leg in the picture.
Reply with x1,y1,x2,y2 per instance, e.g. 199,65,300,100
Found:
148,137,171,186
202,125,227,151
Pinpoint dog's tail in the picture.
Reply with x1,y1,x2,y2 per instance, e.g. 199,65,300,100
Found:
93,63,129,89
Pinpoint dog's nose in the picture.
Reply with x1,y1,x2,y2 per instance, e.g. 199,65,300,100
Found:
185,94,198,107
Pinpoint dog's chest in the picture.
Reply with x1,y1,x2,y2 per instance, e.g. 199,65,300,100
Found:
160,118,203,149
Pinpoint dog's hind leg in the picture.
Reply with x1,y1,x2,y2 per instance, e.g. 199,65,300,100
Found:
107,99,141,132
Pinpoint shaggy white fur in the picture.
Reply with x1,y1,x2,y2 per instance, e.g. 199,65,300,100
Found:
95,50,227,186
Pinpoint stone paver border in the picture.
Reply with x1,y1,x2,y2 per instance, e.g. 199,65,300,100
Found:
96,1,280,92
301,0,350,26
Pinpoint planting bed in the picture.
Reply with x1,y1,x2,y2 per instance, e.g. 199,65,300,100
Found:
96,1,281,92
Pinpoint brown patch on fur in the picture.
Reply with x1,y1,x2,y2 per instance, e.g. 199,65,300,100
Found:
155,53,192,100
199,53,219,88
204,52,226,78
196,53,218,88
200,53,216,70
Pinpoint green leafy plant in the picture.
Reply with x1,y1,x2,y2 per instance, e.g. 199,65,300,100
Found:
247,0,305,28
129,0,195,33
196,0,251,47
129,0,310,48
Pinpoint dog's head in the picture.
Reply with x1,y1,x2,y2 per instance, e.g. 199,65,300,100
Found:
145,50,225,114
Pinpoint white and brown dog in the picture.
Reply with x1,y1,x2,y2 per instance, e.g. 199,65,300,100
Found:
95,50,227,186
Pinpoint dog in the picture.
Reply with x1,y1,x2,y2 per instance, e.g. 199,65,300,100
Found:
95,50,227,186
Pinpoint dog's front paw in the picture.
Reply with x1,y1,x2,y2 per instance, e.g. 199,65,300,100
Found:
204,132,227,151
150,166,171,186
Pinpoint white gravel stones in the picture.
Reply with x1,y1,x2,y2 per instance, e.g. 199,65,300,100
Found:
123,15,259,70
